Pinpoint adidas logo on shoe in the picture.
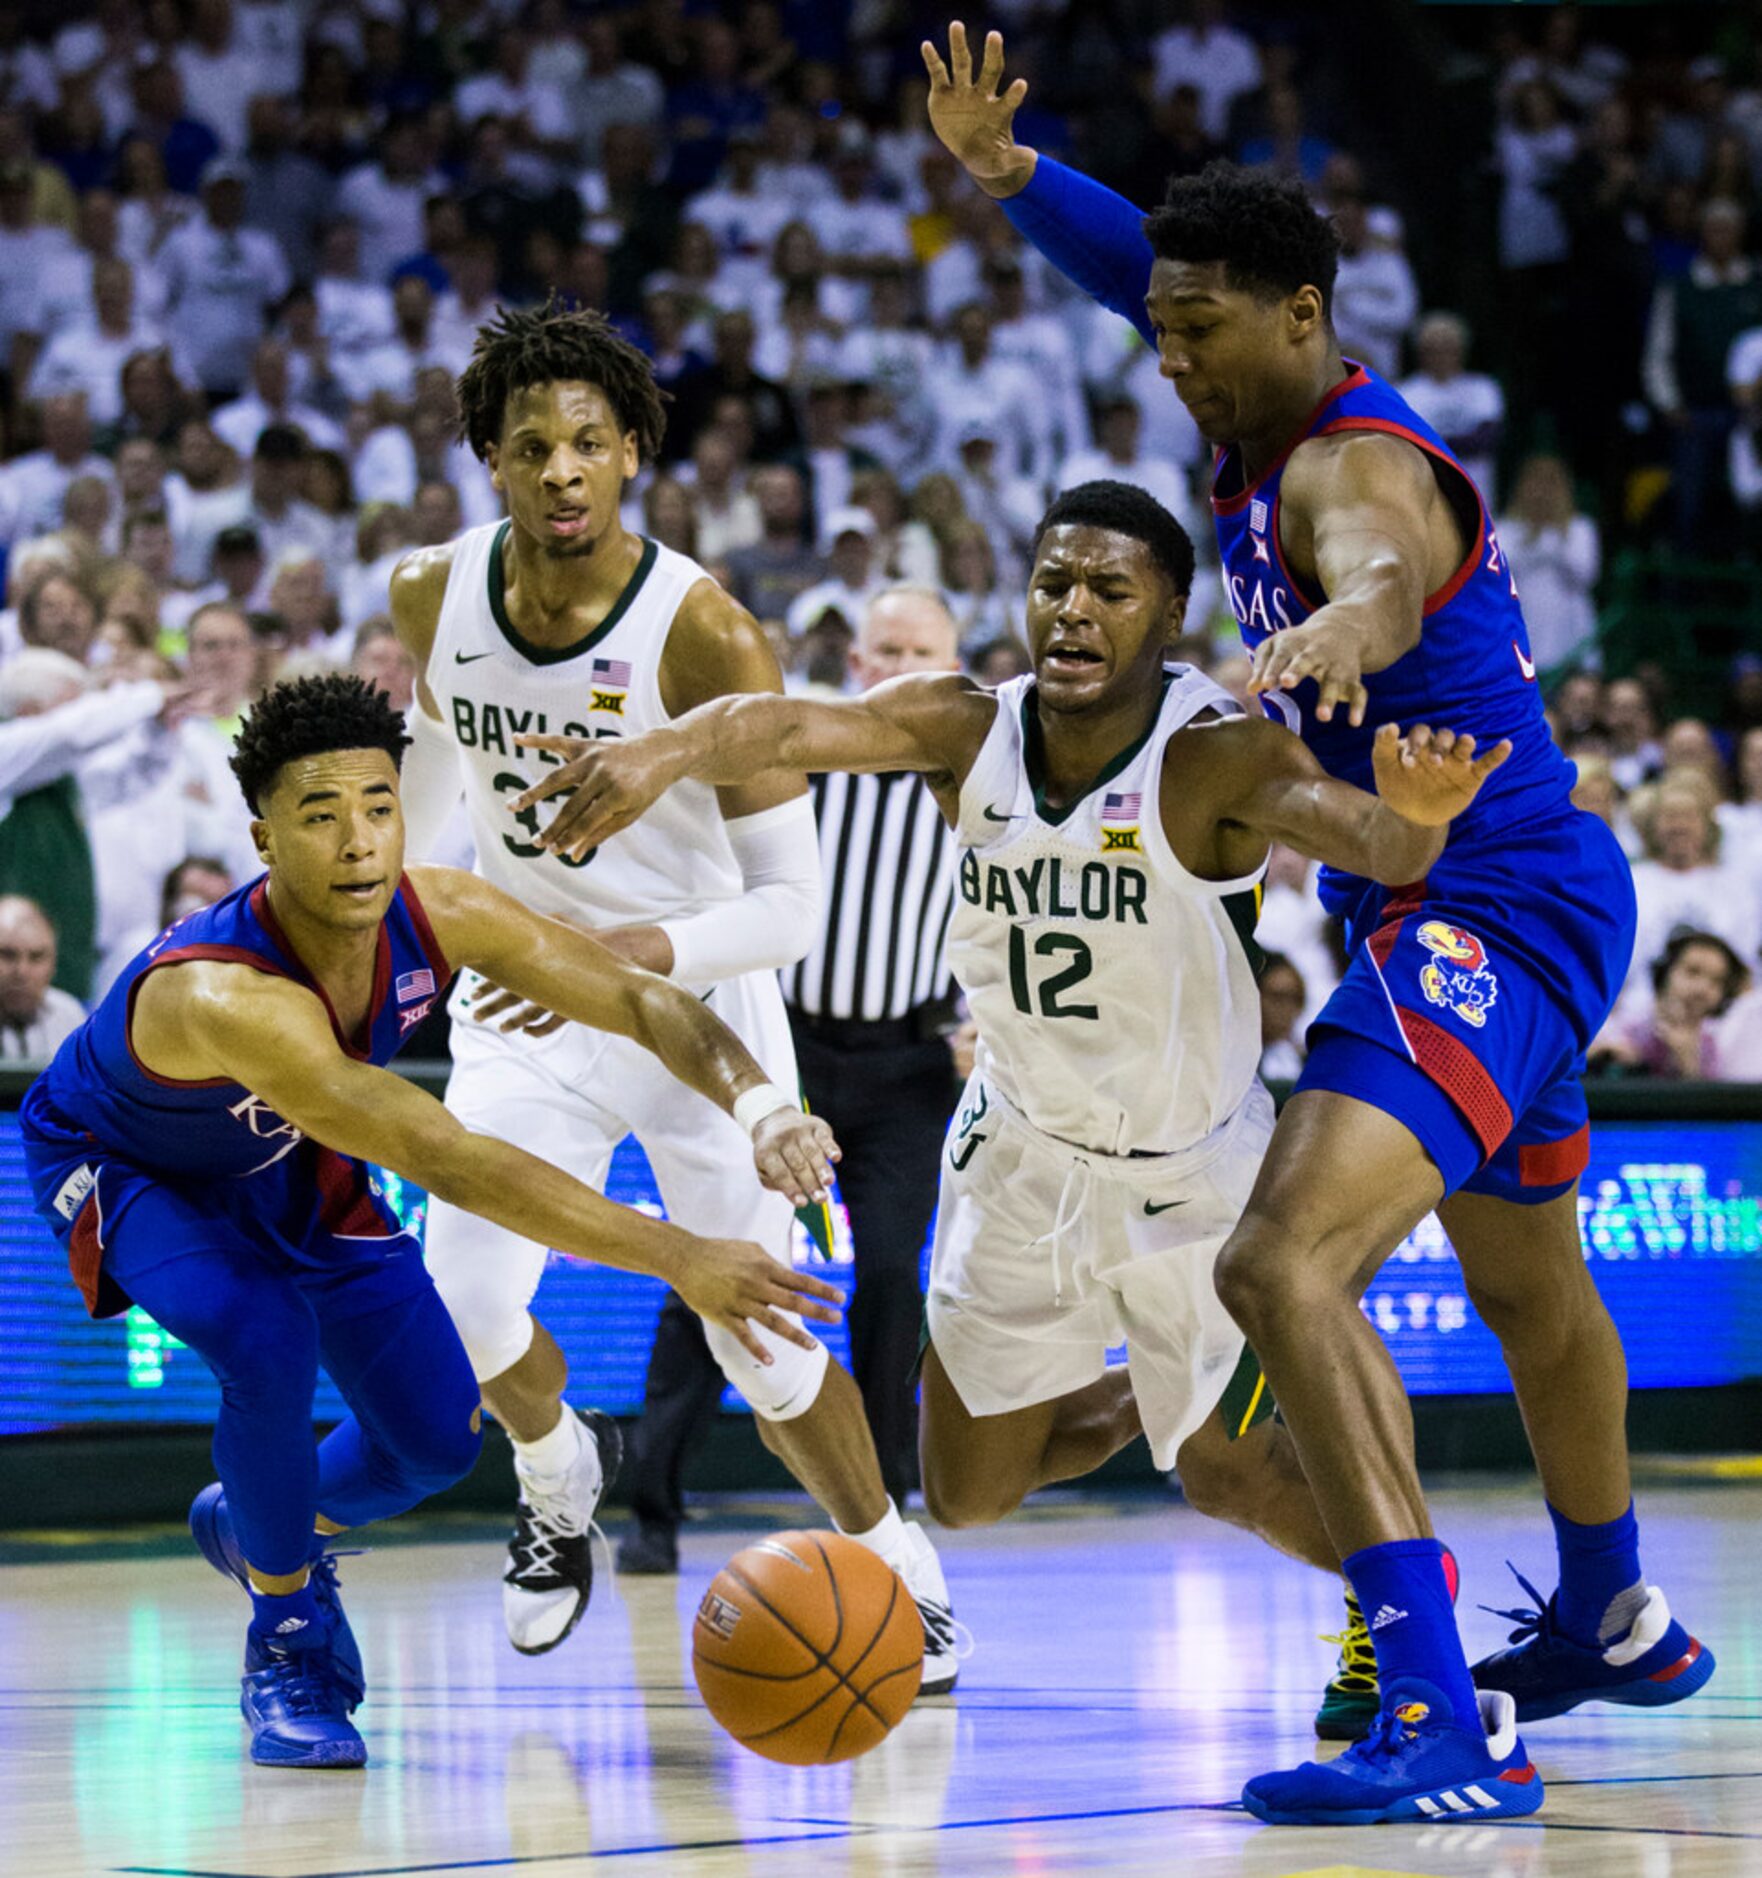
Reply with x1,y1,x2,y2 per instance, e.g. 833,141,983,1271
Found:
1370,1603,1409,1631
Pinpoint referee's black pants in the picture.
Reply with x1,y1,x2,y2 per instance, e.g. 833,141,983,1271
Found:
791,1010,959,1504
620,1009,956,1529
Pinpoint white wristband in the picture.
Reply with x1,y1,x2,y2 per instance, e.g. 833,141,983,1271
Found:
733,1082,795,1137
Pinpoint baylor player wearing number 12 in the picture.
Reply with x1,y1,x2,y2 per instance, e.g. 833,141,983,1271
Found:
504,476,1507,1662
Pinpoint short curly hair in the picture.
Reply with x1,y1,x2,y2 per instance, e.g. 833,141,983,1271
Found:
230,673,411,813
456,301,669,463
1143,160,1340,315
1033,480,1196,596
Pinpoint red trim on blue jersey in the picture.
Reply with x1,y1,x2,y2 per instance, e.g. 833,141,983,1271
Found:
67,1187,104,1316
1394,1006,1514,1158
1211,364,1371,515
1366,880,1428,970
251,879,390,1060
123,943,292,1090
1518,1124,1590,1189
398,871,452,984
1310,415,1488,616
315,1148,391,1238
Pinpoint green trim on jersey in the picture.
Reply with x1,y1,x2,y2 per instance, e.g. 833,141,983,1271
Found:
1223,879,1267,980
486,522,658,665
1019,670,1174,827
1217,1342,1276,1440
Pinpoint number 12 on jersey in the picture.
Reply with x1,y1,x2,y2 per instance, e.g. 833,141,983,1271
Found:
1008,928,1098,1020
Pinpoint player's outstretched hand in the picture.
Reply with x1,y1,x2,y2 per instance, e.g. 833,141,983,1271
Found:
509,730,682,860
921,22,1036,197
752,1108,841,1210
1247,613,1369,726
676,1237,844,1366
1372,721,1513,826
466,978,567,1037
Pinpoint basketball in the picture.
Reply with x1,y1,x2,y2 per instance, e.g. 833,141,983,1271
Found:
691,1530,924,1764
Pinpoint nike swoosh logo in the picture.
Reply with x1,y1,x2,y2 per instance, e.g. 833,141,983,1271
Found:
1513,643,1536,682
1143,1199,1187,1216
455,649,495,664
982,805,1014,823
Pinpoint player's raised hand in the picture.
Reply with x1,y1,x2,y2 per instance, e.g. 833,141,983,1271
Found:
509,729,685,859
752,1107,841,1210
676,1236,844,1366
1247,613,1369,726
921,22,1036,197
1371,721,1512,827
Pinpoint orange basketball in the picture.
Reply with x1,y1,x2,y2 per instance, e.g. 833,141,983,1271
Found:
691,1529,924,1764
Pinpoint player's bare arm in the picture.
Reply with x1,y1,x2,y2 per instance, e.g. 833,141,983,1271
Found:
133,961,841,1365
1162,713,1511,887
922,23,1036,199
387,543,456,723
1250,432,1467,727
409,862,838,1206
512,672,996,858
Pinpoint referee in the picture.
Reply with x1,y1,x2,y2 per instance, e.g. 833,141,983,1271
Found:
618,587,963,1569
783,586,964,1501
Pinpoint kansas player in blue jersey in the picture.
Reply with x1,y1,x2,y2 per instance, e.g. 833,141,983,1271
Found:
21,673,841,1770
924,24,1713,1827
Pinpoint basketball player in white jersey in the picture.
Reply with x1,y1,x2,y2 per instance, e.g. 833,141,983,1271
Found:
387,305,960,1684
503,479,1509,1584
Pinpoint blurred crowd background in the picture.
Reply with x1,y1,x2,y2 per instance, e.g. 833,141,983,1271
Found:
2,0,1762,1083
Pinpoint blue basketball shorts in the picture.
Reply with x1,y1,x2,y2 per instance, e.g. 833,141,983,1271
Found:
1295,808,1636,1204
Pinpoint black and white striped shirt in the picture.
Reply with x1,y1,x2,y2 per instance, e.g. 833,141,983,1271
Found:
783,771,957,1021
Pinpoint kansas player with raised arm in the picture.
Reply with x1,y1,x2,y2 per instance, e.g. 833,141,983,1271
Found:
20,673,841,1771
922,24,1712,1828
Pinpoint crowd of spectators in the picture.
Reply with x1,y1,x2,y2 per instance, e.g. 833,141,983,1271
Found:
0,0,1758,1082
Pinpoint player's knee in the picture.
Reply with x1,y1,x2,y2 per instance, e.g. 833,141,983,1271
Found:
920,1459,1017,1530
387,1399,484,1498
704,1321,830,1421
1212,1216,1301,1339
1173,1429,1257,1524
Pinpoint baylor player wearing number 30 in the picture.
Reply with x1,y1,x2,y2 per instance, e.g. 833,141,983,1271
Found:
388,304,963,1689
504,477,1510,1746
923,22,1715,1826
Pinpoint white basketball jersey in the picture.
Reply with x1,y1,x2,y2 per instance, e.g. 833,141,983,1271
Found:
947,667,1267,1156
425,522,742,925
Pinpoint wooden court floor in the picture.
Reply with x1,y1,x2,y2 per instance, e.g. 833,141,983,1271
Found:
1,1479,1757,1877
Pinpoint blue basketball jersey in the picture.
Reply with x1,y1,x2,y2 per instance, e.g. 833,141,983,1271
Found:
1211,363,1578,912
32,873,450,1180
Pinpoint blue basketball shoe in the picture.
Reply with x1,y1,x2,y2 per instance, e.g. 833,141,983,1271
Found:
1472,1565,1715,1723
189,1484,365,1707
1241,1678,1543,1826
239,1629,367,1769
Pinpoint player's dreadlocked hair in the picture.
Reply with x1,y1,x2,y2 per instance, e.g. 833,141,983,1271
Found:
1143,160,1340,315
230,673,412,813
1034,481,1196,595
456,301,669,463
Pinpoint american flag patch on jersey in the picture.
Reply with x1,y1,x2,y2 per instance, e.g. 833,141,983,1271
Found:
1101,791,1142,821
395,968,436,1003
1250,498,1269,534
591,657,632,687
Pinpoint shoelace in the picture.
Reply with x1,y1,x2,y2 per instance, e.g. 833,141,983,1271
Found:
913,1598,976,1664
1318,1603,1378,1691
1480,1563,1555,1647
259,1645,348,1718
1348,1703,1426,1768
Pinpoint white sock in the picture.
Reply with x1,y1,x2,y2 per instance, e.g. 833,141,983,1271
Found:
838,1497,907,1569
511,1408,592,1487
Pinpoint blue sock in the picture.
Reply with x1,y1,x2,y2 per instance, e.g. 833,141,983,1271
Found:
1344,1537,1480,1729
1548,1501,1643,1646
247,1581,324,1653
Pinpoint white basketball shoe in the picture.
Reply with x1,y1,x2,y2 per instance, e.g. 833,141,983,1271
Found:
502,1408,621,1655
895,1521,965,1696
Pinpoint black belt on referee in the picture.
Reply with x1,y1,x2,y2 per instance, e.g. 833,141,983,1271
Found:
787,998,958,1049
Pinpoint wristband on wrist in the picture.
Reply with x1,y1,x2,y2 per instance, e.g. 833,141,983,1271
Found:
732,1082,795,1137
